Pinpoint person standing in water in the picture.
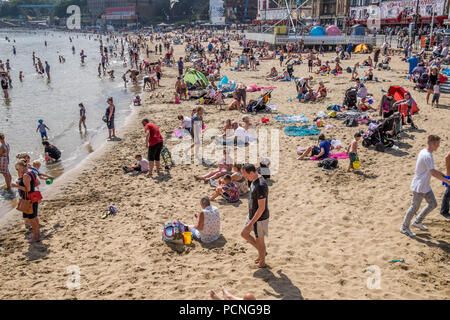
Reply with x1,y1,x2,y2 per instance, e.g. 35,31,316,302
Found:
1,72,9,99
105,97,116,140
45,61,50,80
0,133,12,193
79,103,87,132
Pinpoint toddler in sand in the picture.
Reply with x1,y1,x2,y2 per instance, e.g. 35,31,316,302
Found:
122,155,149,174
347,132,362,172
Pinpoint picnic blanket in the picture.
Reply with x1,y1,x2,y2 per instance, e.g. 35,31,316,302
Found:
284,125,320,136
311,152,349,161
275,114,309,123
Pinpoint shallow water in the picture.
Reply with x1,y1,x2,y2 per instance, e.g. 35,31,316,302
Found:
0,29,140,216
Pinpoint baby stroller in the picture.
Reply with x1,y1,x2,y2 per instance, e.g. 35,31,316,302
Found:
246,90,272,114
362,122,395,152
286,64,295,78
381,112,403,141
343,87,357,109
414,73,428,91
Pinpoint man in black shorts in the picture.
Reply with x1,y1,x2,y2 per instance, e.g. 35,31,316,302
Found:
241,164,269,268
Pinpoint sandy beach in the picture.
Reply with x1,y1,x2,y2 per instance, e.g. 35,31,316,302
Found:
0,37,449,300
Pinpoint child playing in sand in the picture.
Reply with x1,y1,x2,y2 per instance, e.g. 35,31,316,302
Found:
346,132,361,172
209,174,239,203
122,155,149,174
36,119,50,141
316,81,327,100
29,160,52,182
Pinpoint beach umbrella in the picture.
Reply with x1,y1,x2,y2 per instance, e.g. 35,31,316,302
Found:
325,25,340,36
183,68,209,88
310,26,325,36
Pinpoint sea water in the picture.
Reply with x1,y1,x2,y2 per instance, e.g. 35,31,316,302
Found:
0,29,141,217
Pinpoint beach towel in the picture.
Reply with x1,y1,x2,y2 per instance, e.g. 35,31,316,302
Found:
275,114,309,123
246,84,277,92
284,125,320,136
311,152,349,161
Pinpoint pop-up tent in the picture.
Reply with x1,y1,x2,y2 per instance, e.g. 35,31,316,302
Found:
351,24,365,36
354,43,368,53
326,25,340,36
184,68,209,88
388,85,419,114
310,26,325,36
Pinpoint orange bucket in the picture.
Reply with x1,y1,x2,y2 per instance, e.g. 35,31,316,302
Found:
183,232,192,245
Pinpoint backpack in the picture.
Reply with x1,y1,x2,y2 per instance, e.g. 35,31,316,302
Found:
318,158,338,170
344,118,358,127
162,221,185,242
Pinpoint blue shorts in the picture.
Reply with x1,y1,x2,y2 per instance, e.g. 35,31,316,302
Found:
40,131,47,138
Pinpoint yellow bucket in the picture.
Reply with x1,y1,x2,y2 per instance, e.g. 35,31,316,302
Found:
183,232,192,245
353,159,360,170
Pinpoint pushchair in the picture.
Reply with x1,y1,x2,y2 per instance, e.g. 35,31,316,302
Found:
413,72,428,91
245,90,273,114
381,112,403,141
286,64,295,78
343,87,357,109
362,122,395,152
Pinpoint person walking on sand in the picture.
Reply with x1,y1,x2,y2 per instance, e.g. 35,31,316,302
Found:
241,164,269,268
440,151,450,219
105,97,116,140
0,133,12,193
400,135,450,237
142,118,163,176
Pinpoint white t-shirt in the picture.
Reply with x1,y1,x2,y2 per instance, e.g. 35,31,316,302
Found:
138,158,149,172
410,148,434,193
433,84,440,94
181,117,191,129
235,126,248,143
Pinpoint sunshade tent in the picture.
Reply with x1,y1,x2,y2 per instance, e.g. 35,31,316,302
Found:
310,26,325,36
183,69,209,88
325,25,340,36
388,86,419,114
354,43,368,53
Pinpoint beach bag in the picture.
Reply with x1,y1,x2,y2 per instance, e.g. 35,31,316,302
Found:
318,158,338,170
162,221,185,242
27,172,42,203
17,197,34,214
102,115,108,123
346,67,352,73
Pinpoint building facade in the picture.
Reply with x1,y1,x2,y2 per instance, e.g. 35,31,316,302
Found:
87,0,152,23
348,0,450,27
311,0,349,26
